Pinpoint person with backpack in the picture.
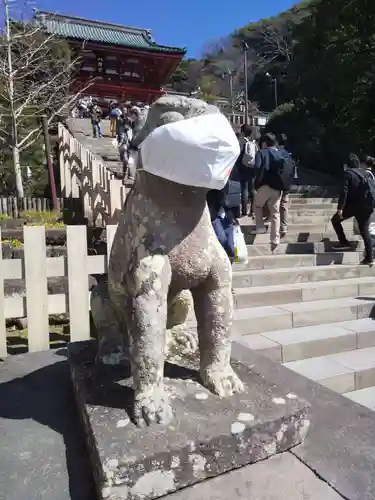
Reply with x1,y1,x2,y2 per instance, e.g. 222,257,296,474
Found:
358,155,375,255
89,100,103,139
237,124,259,217
116,112,133,178
252,132,295,253
277,133,295,237
331,153,374,266
360,154,375,176
109,102,122,138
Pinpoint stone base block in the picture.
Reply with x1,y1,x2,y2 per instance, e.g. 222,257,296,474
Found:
68,340,310,500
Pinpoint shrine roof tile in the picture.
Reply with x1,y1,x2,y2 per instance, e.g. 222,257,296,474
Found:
35,12,186,54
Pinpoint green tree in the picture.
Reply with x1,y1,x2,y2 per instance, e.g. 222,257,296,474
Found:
168,58,203,94
198,75,218,103
268,0,375,172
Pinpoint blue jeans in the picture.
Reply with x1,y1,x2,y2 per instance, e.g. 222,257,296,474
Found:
92,122,102,138
212,216,235,261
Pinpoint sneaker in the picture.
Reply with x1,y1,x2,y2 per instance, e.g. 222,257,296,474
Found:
271,243,279,254
359,259,374,267
280,231,287,238
251,228,267,235
331,242,353,251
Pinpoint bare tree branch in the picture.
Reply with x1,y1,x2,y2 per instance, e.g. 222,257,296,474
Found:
259,24,293,63
0,1,95,196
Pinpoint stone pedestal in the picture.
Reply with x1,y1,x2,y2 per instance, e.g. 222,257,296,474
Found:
68,341,310,500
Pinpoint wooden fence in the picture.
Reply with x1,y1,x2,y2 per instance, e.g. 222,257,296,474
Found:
0,224,118,358
0,196,62,218
59,123,129,225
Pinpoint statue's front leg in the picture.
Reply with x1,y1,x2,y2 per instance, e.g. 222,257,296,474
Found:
192,256,244,397
128,255,173,426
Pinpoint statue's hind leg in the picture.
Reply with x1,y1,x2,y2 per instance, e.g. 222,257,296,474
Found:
166,290,198,357
91,280,129,365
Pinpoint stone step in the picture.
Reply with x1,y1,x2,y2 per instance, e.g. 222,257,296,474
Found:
290,197,337,205
242,221,353,234
247,242,316,256
241,214,343,225
290,192,336,197
233,254,316,271
344,386,375,410
239,318,375,363
246,242,363,256
234,277,375,309
288,209,334,216
289,203,337,210
245,231,359,244
232,263,374,288
287,216,344,225
288,186,338,196
236,251,363,269
232,295,375,335
284,344,375,394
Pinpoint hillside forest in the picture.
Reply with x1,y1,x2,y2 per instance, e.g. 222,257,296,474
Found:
170,0,375,173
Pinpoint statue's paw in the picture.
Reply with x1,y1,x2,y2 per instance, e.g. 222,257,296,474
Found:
173,328,198,353
201,367,244,398
134,389,174,427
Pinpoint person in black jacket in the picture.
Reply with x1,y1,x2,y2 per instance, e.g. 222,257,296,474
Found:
277,133,293,237
331,153,373,265
237,125,259,216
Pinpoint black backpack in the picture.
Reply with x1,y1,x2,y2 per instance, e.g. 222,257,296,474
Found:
224,179,241,209
352,168,375,210
266,148,295,191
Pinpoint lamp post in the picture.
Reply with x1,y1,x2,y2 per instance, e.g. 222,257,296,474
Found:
228,70,234,117
241,40,249,125
266,72,278,109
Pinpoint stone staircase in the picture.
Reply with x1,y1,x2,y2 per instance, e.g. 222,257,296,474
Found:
66,117,127,179
63,118,375,409
233,191,375,411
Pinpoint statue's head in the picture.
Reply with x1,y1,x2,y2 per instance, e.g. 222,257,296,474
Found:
132,95,221,148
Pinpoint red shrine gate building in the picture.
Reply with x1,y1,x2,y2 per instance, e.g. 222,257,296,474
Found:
35,11,186,104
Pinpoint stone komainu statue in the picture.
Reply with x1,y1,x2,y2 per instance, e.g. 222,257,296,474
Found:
91,95,243,426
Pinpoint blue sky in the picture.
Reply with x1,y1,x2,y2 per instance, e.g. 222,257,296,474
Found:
19,0,298,57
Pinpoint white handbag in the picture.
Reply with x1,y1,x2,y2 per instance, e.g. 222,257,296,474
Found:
233,225,248,264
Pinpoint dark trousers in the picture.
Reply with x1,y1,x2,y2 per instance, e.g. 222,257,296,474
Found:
211,215,235,261
92,121,102,138
240,178,255,216
331,207,373,261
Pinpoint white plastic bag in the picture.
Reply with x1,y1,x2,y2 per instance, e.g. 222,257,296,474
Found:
128,149,138,178
233,225,248,264
140,113,240,190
